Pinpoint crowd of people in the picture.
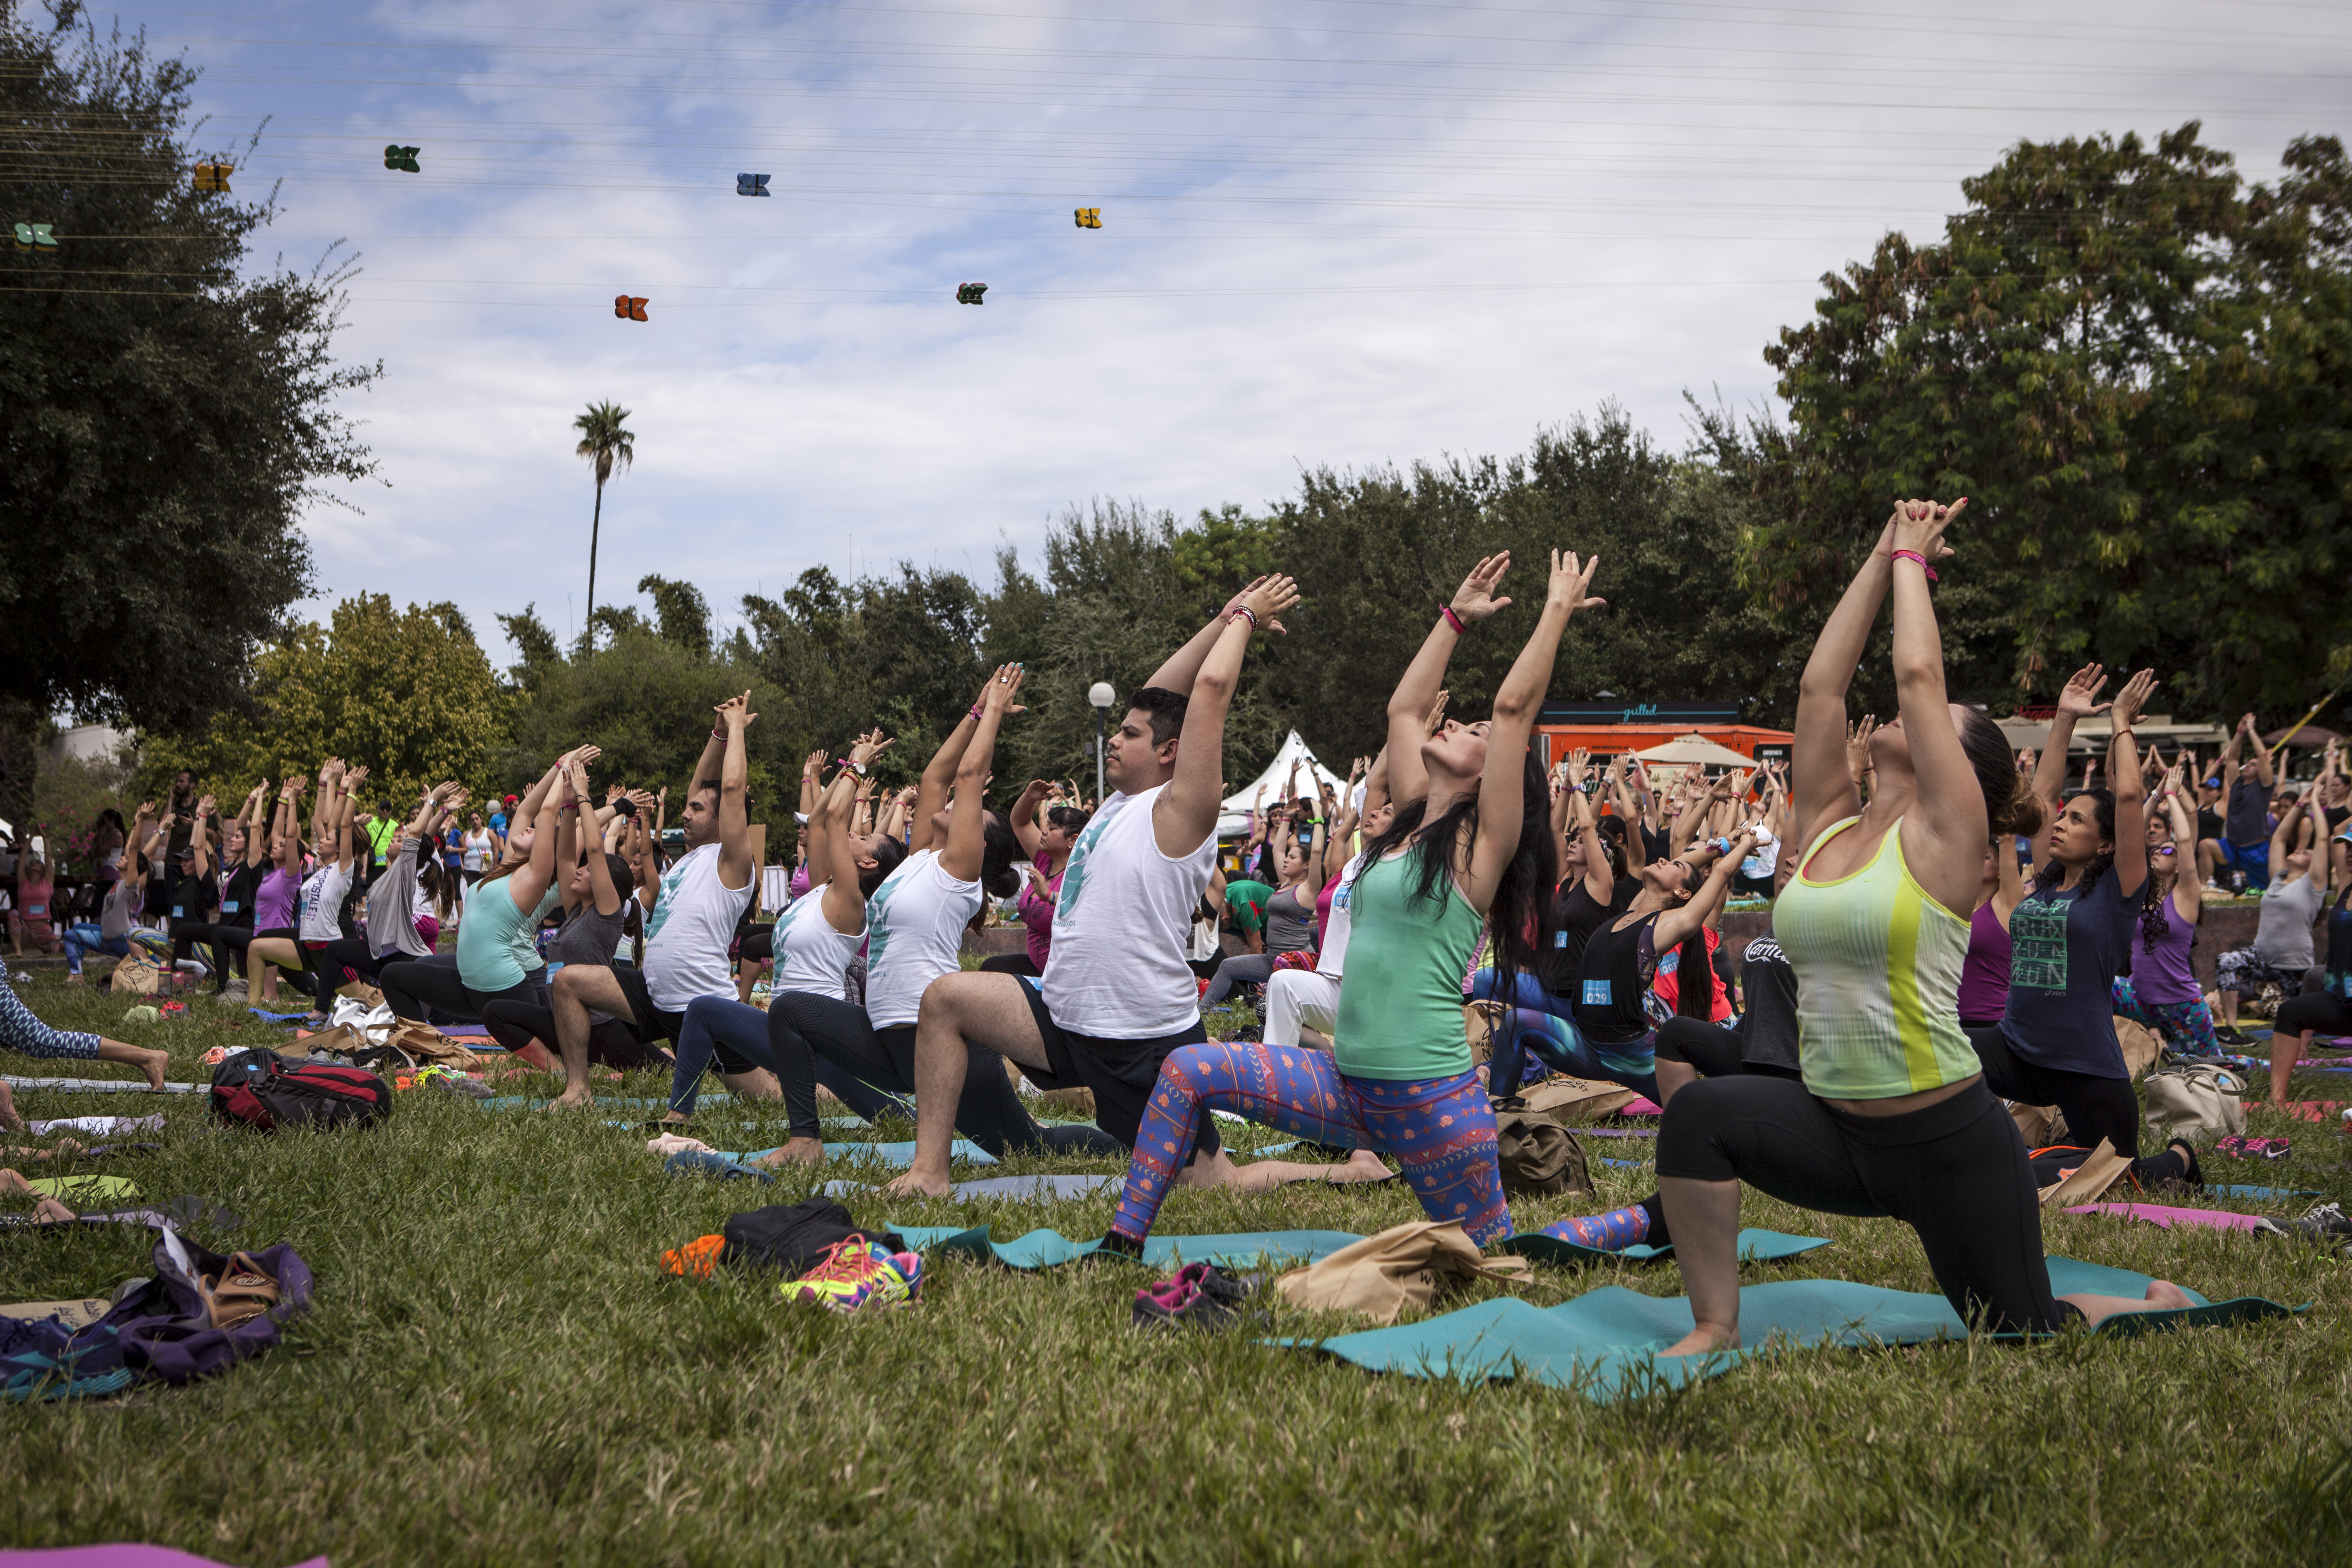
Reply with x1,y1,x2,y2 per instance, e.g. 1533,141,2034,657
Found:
3,501,2349,1346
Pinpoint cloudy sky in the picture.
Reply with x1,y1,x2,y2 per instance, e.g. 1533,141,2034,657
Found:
128,0,2351,661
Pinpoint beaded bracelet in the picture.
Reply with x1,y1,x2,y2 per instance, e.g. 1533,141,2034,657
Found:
1233,606,1258,629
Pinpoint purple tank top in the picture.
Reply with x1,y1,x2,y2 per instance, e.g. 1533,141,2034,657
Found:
2130,895,2200,1005
1955,900,2012,1024
256,867,300,931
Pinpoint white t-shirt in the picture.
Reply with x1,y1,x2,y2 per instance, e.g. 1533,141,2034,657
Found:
462,830,493,872
642,841,755,1012
862,849,981,1029
1315,852,1369,978
773,882,864,998
1042,783,1216,1038
1741,827,1779,882
298,862,353,942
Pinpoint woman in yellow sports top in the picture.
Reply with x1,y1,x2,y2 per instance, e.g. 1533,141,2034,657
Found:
1655,500,2197,1355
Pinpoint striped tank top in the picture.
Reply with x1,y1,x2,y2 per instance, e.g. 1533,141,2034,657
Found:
1771,815,1978,1099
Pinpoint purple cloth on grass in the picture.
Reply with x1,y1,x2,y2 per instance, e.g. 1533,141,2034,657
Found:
2062,1202,2264,1232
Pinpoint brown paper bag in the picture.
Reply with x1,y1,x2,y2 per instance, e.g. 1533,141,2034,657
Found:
1519,1077,1640,1124
2008,1101,2066,1148
386,1019,485,1070
2039,1138,2133,1206
2113,1016,2161,1079
1273,1220,1532,1326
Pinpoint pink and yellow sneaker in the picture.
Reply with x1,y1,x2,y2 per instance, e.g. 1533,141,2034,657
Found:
779,1235,923,1313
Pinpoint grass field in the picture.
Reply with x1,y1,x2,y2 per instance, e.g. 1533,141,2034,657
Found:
4,970,2351,1567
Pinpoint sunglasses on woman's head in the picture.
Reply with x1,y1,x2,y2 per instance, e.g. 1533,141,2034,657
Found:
2155,845,2176,856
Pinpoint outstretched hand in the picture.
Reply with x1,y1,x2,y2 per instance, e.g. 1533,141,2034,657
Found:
1221,576,1291,637
715,692,755,732
2109,668,2159,732
2056,664,2112,720
1449,554,1513,622
1544,549,1604,614
1424,690,1450,738
979,663,1027,717
1238,575,1300,629
1888,497,1965,563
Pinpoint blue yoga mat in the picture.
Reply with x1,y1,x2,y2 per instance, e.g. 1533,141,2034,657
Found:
895,1223,1361,1270
1501,1226,1831,1266
1284,1256,2303,1402
826,1173,1122,1201
1598,1158,1650,1170
2215,1184,2322,1201
667,1141,996,1182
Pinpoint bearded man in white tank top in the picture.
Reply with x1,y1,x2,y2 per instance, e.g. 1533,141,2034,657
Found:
885,577,1386,1198
544,692,761,1110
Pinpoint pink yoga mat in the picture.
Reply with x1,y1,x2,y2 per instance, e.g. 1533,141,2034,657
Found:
2062,1202,2264,1232
0,1549,328,1568
1616,1097,1663,1116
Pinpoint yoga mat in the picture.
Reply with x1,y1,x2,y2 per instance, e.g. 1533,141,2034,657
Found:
1598,1158,1651,1170
665,1141,996,1183
2216,1184,2321,1200
1,1077,199,1096
478,1095,735,1112
824,1173,1122,1201
2272,1101,2346,1123
1576,1129,1657,1140
0,1548,330,1568
1615,1098,1663,1116
245,1008,311,1022
2062,1202,2266,1232
26,1115,165,1136
1284,1257,2303,1402
895,1223,1362,1271
1500,1226,1831,1267
23,1175,137,1203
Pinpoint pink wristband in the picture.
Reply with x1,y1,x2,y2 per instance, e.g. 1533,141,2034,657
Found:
968,704,983,722
711,725,727,743
1439,605,1467,633
1891,549,1939,582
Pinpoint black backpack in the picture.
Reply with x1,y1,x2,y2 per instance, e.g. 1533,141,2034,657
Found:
722,1198,904,1274
209,1050,391,1132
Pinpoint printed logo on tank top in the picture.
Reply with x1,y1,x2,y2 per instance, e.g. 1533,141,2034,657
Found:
643,859,689,943
862,858,913,971
2010,892,2071,991
1055,814,1112,922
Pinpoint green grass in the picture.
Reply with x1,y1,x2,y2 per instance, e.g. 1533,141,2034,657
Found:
4,974,2351,1566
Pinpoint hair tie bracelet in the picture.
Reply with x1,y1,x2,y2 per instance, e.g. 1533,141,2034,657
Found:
1439,605,1467,633
1891,549,1939,582
1234,606,1259,629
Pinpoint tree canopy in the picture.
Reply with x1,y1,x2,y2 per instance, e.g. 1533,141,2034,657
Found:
0,1,377,823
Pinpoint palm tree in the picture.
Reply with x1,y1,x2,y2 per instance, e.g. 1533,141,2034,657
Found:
572,400,636,651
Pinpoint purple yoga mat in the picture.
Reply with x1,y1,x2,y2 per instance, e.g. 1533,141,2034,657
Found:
2062,1202,2264,1232
1576,1128,1658,1140
0,1549,328,1568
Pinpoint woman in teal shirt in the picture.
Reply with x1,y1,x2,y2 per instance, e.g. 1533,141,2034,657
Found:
1103,549,1603,1250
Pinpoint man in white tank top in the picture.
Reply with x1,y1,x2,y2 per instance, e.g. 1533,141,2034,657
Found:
545,693,759,1109
887,578,1328,1197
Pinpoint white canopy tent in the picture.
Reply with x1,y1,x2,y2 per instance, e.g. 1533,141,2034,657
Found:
1217,730,1348,838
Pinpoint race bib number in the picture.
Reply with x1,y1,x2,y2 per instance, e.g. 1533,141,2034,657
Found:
1581,978,1611,1006
1553,930,1568,949
222,901,240,913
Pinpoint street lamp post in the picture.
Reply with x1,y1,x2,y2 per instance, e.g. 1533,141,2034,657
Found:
1088,682,1116,805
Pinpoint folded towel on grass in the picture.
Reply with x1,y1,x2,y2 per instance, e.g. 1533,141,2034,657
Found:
1283,1257,2302,1402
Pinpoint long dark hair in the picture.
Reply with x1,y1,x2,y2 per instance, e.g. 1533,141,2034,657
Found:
857,834,907,896
980,812,1025,900
2035,788,2117,895
1358,742,1558,998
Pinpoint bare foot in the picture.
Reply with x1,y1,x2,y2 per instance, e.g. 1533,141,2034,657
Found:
542,1089,594,1111
64,974,82,985
1659,1323,1741,1357
882,1166,954,1198
2143,1280,2195,1310
31,1197,75,1223
138,1048,170,1091
1326,1149,1394,1184
750,1137,825,1170
0,1168,34,1196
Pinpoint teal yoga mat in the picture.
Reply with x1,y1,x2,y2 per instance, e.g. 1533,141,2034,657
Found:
2216,1185,2321,1201
1499,1226,1832,1267
895,1223,1362,1270
666,1142,996,1182
1284,1256,2303,1402
825,1173,1119,1201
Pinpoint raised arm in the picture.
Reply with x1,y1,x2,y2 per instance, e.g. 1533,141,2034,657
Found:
1465,550,1602,911
942,665,1021,883
1386,554,1512,810
189,794,217,880
1010,778,1053,859
1610,754,1650,876
713,692,756,892
2105,670,2154,900
2244,713,2276,790
332,767,365,874
2028,664,2109,868
1144,578,1290,696
1655,829,1756,950
1157,578,1300,858
911,673,1001,856
1883,500,1985,912
1791,516,1897,852
820,731,892,935
1571,767,1614,906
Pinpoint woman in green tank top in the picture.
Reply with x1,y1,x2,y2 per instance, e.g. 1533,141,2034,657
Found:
1653,499,2201,1354
1104,548,1606,1251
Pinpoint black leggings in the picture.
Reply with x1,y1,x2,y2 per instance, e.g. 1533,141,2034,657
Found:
480,998,665,1070
303,937,382,1007
379,954,542,1026
740,926,775,965
978,952,1041,978
1966,1024,2141,1157
171,920,253,989
1653,1016,1804,1084
764,990,1121,1161
2274,990,2352,1041
216,926,309,997
1660,1075,2073,1334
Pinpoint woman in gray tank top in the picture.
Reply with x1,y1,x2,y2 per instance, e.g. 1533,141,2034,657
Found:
1201,811,1325,1008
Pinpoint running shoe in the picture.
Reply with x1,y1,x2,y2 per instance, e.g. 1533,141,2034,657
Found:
1132,1263,1256,1332
2215,1135,2251,1160
2254,1202,2352,1247
2215,1026,2254,1046
2254,1137,2294,1161
661,1233,727,1280
779,1235,923,1312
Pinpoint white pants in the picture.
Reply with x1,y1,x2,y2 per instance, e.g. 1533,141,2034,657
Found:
1264,968,1343,1049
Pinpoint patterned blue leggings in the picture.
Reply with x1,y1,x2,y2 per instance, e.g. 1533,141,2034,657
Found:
1110,1039,1511,1245
2110,976,2221,1057
1468,969,1660,1102
0,974,101,1060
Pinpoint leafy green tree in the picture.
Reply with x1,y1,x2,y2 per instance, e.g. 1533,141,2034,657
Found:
637,574,712,659
1751,124,2350,721
571,400,635,651
0,2,378,824
140,596,503,810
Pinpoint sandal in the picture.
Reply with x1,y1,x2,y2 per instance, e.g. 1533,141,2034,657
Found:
200,1252,281,1329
